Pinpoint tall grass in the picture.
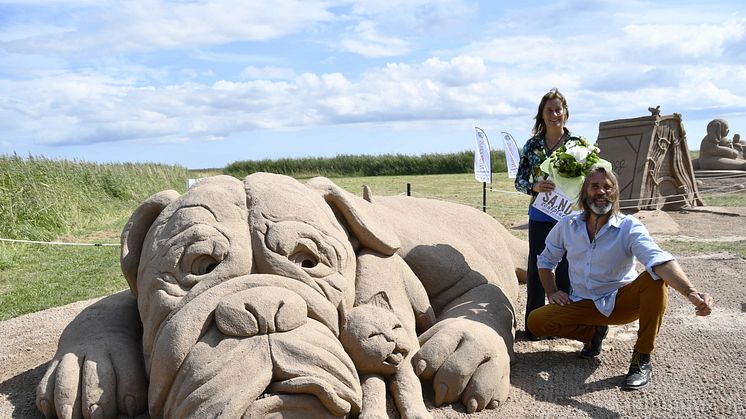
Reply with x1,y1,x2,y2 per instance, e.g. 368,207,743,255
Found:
0,154,188,241
224,150,508,178
0,155,190,320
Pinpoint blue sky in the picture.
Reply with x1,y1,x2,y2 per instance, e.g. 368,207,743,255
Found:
1,0,745,169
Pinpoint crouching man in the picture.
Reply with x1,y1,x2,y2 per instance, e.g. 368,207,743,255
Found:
527,166,714,390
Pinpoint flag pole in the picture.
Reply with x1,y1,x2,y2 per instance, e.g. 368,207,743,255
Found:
483,181,487,212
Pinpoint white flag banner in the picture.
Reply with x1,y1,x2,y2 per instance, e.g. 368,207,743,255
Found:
531,186,576,221
474,126,492,184
501,131,521,179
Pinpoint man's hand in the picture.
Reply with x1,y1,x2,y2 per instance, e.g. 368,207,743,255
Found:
547,290,571,306
688,291,714,316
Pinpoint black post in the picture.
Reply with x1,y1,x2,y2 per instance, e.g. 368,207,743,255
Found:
406,183,411,196
483,182,487,212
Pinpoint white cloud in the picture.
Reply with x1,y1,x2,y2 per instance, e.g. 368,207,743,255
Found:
1,0,343,53
348,0,476,31
623,18,746,58
0,22,73,42
338,21,411,57
241,65,296,80
336,0,477,57
1,54,523,146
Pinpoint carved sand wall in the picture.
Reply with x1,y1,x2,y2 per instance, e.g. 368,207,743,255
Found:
37,173,528,419
597,113,704,211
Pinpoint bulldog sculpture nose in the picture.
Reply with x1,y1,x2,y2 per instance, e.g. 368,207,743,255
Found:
215,286,308,337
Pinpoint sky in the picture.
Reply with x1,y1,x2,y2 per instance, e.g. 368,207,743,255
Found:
1,0,745,169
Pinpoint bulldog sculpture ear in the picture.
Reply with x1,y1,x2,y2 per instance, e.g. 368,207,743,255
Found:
120,190,180,296
306,177,400,256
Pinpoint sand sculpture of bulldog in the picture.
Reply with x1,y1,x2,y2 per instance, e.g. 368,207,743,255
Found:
36,173,527,419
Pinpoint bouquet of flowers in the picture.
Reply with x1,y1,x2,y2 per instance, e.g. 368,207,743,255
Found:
540,137,612,200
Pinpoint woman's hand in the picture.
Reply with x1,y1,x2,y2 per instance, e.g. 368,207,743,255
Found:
533,180,556,193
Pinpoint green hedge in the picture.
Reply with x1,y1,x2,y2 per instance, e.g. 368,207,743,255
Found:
224,150,508,178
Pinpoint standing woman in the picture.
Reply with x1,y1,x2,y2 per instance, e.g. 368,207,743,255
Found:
514,88,574,340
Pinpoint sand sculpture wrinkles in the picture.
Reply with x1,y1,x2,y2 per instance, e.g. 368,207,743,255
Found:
36,173,528,418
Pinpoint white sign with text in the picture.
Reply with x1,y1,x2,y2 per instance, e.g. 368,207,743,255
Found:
474,126,492,184
532,188,576,221
500,131,520,179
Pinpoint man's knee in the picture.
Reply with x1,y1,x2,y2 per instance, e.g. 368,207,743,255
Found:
527,307,549,335
638,271,669,312
640,271,668,295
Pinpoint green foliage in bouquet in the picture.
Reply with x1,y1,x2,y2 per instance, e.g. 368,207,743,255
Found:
547,137,601,178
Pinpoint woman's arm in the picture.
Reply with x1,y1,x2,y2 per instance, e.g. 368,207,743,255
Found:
515,139,541,195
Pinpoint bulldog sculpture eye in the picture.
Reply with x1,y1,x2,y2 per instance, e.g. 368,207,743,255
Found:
190,254,219,275
177,235,229,288
265,222,339,279
290,250,318,268
287,239,336,278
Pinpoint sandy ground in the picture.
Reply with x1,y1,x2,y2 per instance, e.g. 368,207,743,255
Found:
1,208,745,419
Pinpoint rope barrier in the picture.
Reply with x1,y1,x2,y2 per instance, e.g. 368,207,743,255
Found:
615,182,746,209
0,237,119,246
619,196,691,211
614,184,744,204
487,188,526,195
695,172,746,180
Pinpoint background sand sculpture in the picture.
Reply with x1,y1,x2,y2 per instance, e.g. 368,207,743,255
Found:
597,112,702,211
34,173,528,418
694,118,746,171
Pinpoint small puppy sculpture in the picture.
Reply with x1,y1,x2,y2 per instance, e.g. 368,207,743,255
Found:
340,250,436,418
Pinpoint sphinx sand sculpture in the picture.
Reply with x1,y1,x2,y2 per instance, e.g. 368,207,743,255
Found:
36,173,528,419
693,118,746,171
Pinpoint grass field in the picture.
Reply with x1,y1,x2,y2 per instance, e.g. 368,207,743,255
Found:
1,166,745,321
322,173,531,228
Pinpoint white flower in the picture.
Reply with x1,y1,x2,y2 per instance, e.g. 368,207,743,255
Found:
565,144,591,163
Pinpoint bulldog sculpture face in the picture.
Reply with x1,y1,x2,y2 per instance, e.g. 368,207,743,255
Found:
121,174,376,418
37,172,528,419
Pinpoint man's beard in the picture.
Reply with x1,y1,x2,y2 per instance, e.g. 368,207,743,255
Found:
587,197,613,215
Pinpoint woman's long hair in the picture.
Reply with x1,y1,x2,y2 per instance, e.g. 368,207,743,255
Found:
576,166,621,217
532,88,569,137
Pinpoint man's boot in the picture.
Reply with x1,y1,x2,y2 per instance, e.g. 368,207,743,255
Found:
580,325,608,359
623,350,652,390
